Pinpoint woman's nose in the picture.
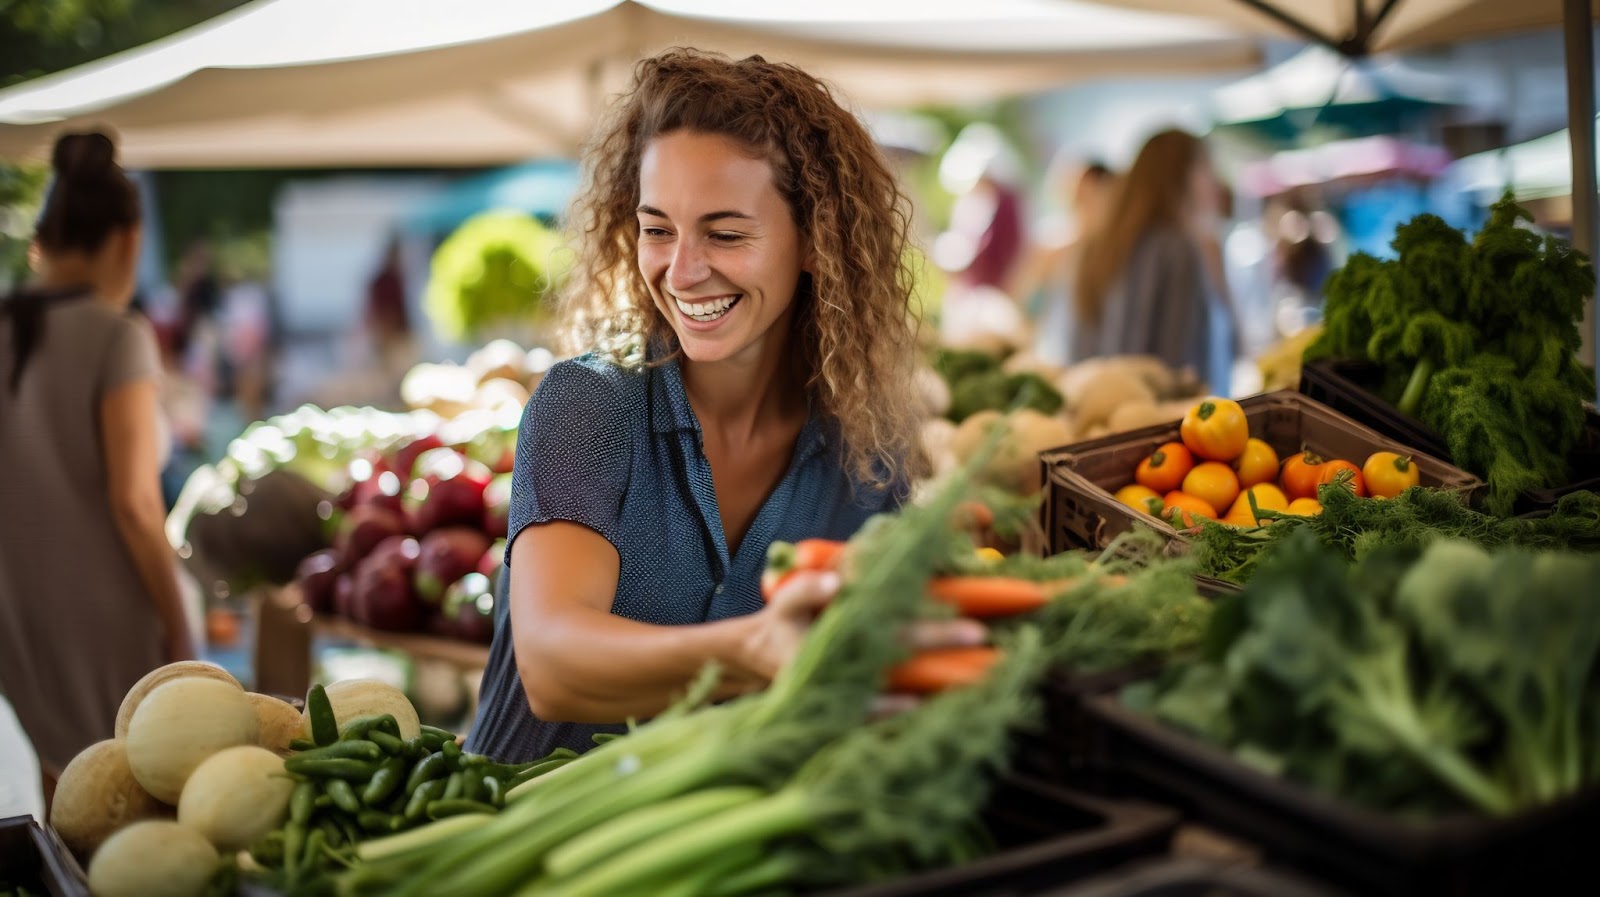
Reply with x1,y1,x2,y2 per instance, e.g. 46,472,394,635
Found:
667,238,709,292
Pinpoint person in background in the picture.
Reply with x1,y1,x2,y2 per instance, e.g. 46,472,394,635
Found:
466,49,983,762
1006,157,1116,366
1071,129,1234,389
0,132,195,791
363,236,412,379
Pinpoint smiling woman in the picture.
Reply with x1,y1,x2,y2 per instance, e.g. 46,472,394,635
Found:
462,49,966,762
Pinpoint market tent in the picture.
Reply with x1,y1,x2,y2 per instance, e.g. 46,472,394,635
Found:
0,0,1257,169
1095,0,1598,53
1212,45,1463,145
1456,117,1600,202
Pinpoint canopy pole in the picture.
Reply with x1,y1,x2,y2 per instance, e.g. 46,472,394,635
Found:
1232,0,1345,53
1565,0,1598,380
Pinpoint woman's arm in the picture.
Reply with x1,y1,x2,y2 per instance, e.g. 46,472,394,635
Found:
508,522,833,723
101,378,194,661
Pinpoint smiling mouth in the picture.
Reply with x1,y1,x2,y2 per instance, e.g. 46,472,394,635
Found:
674,294,741,323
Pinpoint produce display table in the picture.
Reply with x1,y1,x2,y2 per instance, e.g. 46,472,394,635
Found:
251,584,488,699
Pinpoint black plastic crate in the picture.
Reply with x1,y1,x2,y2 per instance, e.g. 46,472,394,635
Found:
1299,358,1600,515
813,776,1178,897
0,816,90,897
1075,692,1600,897
1035,857,1353,897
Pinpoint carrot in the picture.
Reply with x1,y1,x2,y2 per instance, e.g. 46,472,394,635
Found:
953,501,995,530
791,539,847,572
927,576,1049,618
885,647,1001,694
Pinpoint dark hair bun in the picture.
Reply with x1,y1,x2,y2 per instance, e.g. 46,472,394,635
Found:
51,131,118,180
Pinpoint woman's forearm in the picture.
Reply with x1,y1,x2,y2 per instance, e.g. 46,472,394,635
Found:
514,605,759,723
112,501,189,646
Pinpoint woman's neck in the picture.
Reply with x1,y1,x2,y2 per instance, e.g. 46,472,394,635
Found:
34,256,113,305
680,333,805,445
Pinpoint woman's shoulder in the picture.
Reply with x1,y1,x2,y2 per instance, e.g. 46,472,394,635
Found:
528,352,652,421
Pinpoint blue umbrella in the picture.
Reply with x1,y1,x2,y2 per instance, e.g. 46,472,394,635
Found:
404,159,580,234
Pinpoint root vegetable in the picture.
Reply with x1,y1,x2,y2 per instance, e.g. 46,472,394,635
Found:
1069,368,1155,432
178,745,295,852
311,679,422,740
248,692,308,755
50,739,170,860
114,661,241,739
126,678,258,804
87,820,217,897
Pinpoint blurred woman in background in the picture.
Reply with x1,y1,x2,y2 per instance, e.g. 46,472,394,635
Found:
0,132,194,788
1072,129,1235,390
1006,156,1116,366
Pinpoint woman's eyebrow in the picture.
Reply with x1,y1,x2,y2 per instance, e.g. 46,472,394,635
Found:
636,204,755,224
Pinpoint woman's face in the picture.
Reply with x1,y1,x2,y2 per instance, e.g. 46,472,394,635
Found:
637,131,809,366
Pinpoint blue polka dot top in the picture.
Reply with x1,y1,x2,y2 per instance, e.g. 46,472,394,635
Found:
464,350,898,761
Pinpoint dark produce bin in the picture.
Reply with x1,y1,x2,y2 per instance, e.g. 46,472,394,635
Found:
1036,857,1353,897
1041,390,1481,555
0,816,90,897
1298,357,1600,515
1076,693,1600,897
814,776,1178,897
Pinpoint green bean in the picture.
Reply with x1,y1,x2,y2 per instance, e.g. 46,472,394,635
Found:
405,752,449,792
285,758,379,780
404,779,448,822
483,776,504,808
442,771,465,802
339,713,397,741
424,798,497,820
363,756,407,805
306,683,338,747
289,781,317,825
358,810,397,834
325,778,363,814
292,740,383,763
368,729,405,755
288,737,318,752
441,738,463,769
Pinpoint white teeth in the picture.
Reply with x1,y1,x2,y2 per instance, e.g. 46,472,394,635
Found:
674,295,739,322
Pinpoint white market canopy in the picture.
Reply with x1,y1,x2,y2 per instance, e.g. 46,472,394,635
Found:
1100,0,1599,52
0,0,1258,169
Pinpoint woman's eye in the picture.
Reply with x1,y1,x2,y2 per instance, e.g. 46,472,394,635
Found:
710,232,743,243
639,226,670,238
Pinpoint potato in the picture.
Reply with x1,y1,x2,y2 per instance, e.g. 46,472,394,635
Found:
178,746,294,852
247,693,307,755
50,739,171,860
310,679,422,740
126,679,258,804
115,661,241,739
88,820,217,897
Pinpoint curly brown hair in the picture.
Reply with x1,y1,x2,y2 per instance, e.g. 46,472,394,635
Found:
558,47,926,490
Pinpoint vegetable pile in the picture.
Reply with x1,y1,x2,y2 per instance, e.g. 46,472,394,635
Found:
1306,196,1596,515
1190,481,1600,585
301,431,1210,897
237,682,563,893
1128,531,1600,817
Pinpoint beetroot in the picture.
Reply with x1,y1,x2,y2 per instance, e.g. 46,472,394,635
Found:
392,434,444,480
333,573,358,619
479,539,507,580
414,527,492,605
483,474,513,539
295,549,343,614
443,573,496,644
335,505,407,567
353,535,423,631
404,448,491,535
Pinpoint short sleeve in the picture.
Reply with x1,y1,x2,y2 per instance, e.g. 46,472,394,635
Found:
99,314,161,395
505,361,635,564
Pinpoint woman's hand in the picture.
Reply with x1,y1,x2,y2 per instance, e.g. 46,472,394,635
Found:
736,571,988,690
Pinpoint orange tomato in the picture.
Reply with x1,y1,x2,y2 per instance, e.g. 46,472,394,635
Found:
1223,483,1289,526
1113,483,1164,517
1279,450,1326,501
1135,442,1195,494
1162,491,1216,528
1232,438,1280,488
1362,451,1420,499
1286,497,1323,516
1180,398,1250,462
1317,459,1368,497
1182,462,1240,519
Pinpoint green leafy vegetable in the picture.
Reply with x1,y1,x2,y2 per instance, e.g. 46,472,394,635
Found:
1307,195,1595,515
